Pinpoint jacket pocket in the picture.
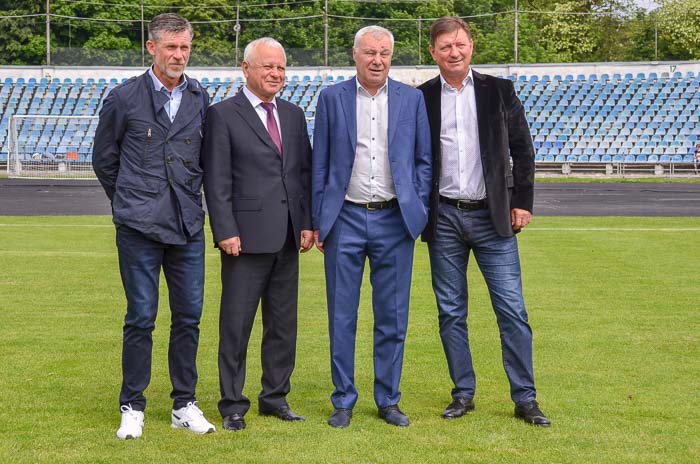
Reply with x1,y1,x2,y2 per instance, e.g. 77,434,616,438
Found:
116,177,162,194
232,196,262,211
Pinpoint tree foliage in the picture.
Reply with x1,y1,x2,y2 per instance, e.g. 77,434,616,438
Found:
0,0,698,66
656,0,700,58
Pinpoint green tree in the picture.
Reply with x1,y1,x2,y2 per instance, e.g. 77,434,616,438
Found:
656,0,700,59
0,1,44,65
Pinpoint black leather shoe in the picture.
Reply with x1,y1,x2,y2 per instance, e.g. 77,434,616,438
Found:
259,405,305,421
441,397,475,419
378,405,409,427
328,408,352,428
223,413,246,431
514,400,551,427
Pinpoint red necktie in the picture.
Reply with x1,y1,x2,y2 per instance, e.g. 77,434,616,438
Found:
260,102,283,155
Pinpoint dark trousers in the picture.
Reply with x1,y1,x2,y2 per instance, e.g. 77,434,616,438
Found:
217,225,299,418
116,225,205,411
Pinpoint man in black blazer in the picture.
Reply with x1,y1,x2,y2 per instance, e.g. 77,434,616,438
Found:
418,16,550,427
202,38,313,431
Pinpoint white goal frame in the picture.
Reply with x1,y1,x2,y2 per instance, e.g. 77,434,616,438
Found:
7,114,99,179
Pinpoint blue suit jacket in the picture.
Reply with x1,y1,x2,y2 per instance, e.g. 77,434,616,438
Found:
312,77,432,241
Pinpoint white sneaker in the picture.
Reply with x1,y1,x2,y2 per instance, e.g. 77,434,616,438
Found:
116,404,144,440
171,401,216,434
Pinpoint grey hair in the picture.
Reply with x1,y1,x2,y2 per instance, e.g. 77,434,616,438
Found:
243,37,287,64
353,25,394,50
148,13,194,42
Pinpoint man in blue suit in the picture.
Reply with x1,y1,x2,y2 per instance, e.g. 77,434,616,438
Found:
312,25,432,428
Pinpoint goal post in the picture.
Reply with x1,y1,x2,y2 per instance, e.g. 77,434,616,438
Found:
7,114,99,179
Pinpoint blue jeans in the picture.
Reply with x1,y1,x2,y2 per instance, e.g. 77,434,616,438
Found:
427,203,536,404
116,225,205,411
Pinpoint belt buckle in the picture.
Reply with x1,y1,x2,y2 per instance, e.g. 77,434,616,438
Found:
366,203,379,211
456,200,469,211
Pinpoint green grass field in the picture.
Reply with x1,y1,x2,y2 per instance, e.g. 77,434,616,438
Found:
1,216,698,463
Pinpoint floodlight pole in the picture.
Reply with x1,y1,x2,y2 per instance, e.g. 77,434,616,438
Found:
514,0,519,64
324,0,329,67
234,3,241,66
46,0,51,66
418,17,422,65
654,14,658,61
141,1,145,67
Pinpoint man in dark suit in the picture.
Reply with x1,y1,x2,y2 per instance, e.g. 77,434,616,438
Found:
202,38,313,432
93,13,215,439
418,16,550,427
312,26,432,428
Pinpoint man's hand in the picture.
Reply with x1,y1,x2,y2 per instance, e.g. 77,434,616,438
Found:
313,230,324,254
511,208,532,231
218,236,242,256
300,230,314,253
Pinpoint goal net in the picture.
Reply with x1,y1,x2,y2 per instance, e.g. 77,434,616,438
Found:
7,114,98,179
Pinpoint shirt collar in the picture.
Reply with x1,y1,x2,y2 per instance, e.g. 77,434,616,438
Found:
356,77,388,97
148,65,188,93
439,68,473,91
243,85,277,110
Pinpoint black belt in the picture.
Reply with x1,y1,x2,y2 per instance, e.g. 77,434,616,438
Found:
439,195,488,211
345,198,399,210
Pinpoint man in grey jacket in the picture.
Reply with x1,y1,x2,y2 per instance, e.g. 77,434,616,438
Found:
93,13,215,440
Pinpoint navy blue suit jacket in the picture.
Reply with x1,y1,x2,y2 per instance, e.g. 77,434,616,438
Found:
93,71,209,244
311,77,432,241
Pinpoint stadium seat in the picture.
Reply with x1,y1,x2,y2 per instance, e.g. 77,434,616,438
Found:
2,69,700,173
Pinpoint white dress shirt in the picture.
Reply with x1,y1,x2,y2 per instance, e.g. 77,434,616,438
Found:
242,86,283,143
345,80,396,203
148,66,188,123
439,69,486,200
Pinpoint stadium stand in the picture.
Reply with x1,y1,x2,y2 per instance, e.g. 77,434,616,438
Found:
1,69,699,173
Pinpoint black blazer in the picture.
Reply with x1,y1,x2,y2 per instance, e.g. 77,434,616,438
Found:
202,91,312,253
418,70,535,241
